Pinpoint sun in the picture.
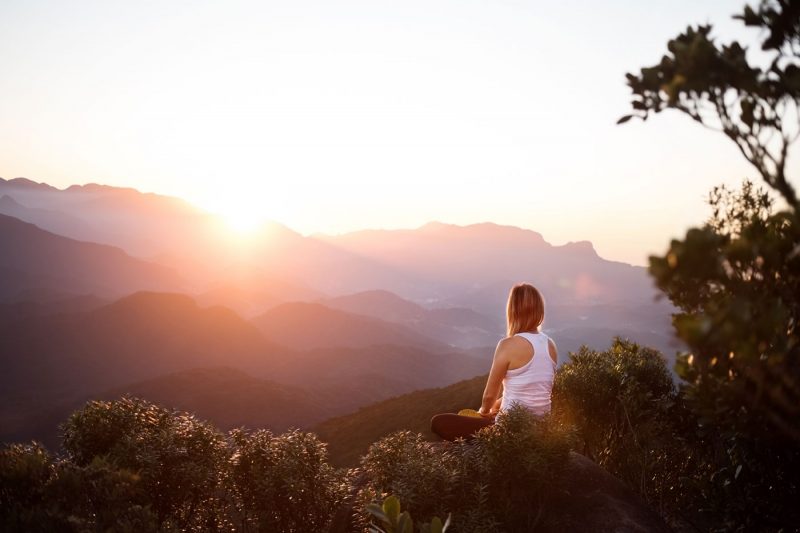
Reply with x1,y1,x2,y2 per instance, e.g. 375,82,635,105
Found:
196,194,270,236
223,209,266,234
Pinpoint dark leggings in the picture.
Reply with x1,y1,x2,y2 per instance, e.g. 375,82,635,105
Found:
430,413,494,441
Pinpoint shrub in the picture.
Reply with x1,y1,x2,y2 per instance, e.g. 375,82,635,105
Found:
0,442,62,532
552,338,699,522
0,441,158,532
357,405,571,532
61,396,230,530
228,428,345,532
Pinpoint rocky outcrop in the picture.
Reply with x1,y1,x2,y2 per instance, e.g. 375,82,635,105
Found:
538,452,671,532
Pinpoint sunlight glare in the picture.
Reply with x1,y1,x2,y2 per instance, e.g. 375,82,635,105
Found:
224,209,267,234
200,193,272,236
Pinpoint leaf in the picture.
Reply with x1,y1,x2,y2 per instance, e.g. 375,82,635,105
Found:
383,495,401,524
443,513,452,532
366,503,387,522
398,511,414,533
617,114,634,124
735,464,743,479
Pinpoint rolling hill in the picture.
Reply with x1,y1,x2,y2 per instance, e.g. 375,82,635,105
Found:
0,292,490,446
319,289,504,348
253,301,448,351
313,374,486,467
0,213,183,301
1,178,676,359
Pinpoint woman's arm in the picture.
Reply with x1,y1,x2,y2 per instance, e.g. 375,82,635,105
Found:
478,339,511,417
490,393,503,414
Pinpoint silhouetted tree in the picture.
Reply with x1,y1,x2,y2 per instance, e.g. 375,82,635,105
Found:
622,1,800,529
620,0,800,209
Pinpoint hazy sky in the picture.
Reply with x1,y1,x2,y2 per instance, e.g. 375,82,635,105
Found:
1,0,795,265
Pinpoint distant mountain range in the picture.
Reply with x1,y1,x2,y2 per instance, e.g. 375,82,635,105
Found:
0,176,662,309
0,175,680,447
253,301,450,351
319,289,504,348
0,291,488,446
0,213,183,300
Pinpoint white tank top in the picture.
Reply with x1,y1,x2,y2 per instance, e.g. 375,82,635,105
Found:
500,331,556,416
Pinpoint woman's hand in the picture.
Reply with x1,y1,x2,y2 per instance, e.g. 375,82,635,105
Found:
490,396,502,415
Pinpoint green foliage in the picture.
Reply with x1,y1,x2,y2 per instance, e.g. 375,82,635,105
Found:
650,182,800,530
357,431,463,528
0,441,158,532
228,428,345,532
552,339,702,524
652,183,800,440
620,1,800,528
62,396,229,530
1,397,347,532
357,405,571,532
621,1,800,208
0,442,63,532
367,494,451,533
553,338,675,461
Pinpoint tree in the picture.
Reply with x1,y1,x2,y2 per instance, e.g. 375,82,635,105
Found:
621,1,800,529
619,0,800,210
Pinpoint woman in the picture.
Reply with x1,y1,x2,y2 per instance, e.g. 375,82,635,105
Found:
430,283,557,441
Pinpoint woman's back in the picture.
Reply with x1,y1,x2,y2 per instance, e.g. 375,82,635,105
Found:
500,331,556,416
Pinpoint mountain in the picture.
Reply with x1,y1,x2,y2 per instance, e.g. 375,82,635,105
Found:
0,177,211,259
315,221,656,306
0,291,489,445
253,301,448,351
0,213,183,301
102,367,332,432
0,292,276,404
320,289,429,321
195,281,326,318
0,176,677,376
0,177,430,298
0,194,92,237
313,374,486,467
1,177,665,313
319,289,504,348
0,291,108,321
2,366,335,449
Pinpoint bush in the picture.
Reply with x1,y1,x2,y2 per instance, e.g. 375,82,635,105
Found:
0,442,62,532
1,397,348,532
357,405,571,532
552,338,700,523
62,396,229,530
228,428,345,532
0,441,158,532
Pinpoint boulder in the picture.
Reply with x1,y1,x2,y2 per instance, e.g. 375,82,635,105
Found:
538,452,671,532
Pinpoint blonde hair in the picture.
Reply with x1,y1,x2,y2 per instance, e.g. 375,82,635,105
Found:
506,283,545,337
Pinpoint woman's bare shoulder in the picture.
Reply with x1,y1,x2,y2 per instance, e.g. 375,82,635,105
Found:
496,335,532,353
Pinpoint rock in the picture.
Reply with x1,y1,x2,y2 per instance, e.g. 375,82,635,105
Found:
538,452,672,533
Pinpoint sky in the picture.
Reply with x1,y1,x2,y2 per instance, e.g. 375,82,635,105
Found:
1,0,795,265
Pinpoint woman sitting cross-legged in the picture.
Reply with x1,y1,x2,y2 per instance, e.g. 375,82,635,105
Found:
430,282,557,441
